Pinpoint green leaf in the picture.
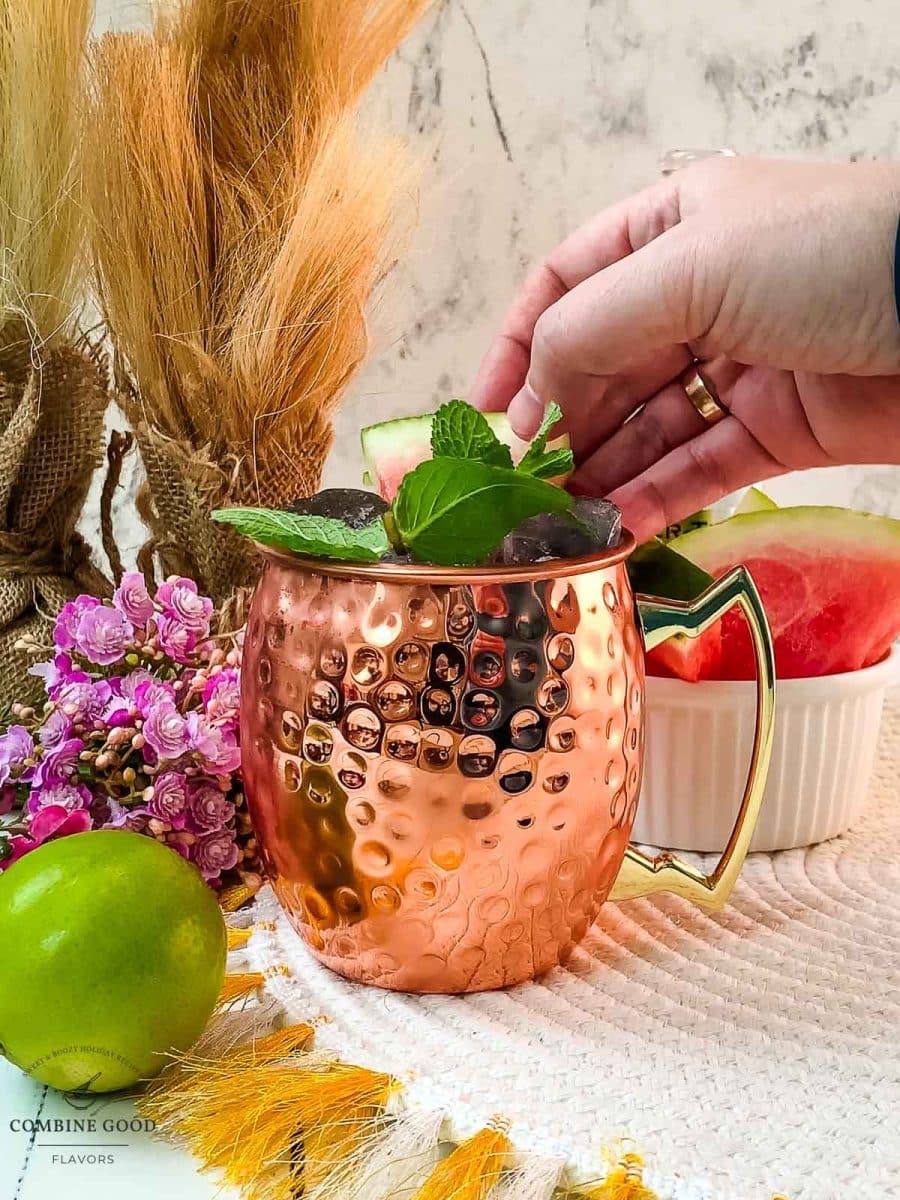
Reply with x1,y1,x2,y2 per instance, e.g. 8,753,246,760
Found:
627,538,713,602
393,457,571,565
430,399,513,468
517,401,564,476
211,508,390,562
524,446,574,480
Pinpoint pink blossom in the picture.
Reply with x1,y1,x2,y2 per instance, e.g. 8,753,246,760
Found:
29,653,90,699
148,772,189,829
54,596,101,652
101,686,134,727
143,701,190,761
74,605,134,666
119,669,154,701
187,782,233,832
39,707,73,750
31,804,92,841
113,572,155,625
193,829,239,880
186,712,241,773
56,679,110,726
157,577,213,633
102,800,149,833
1,834,36,867
155,613,198,665
0,806,92,870
132,677,176,719
9,577,242,889
202,669,240,725
28,781,92,815
0,725,34,786
32,738,82,788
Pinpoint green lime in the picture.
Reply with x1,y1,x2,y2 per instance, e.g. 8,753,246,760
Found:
0,830,226,1092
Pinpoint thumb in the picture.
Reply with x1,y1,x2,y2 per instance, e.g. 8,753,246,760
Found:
508,224,717,438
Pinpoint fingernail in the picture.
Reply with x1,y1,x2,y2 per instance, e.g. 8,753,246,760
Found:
508,385,544,439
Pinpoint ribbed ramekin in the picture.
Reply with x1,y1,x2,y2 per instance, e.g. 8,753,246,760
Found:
634,646,900,853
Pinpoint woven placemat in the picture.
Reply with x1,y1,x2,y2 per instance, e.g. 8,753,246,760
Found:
247,691,900,1200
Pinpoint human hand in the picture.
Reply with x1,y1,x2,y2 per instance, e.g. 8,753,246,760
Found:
470,157,900,542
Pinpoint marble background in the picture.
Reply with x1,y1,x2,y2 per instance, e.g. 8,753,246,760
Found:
94,0,900,515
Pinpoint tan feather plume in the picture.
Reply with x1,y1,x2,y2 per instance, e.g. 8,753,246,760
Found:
88,0,428,525
0,0,92,341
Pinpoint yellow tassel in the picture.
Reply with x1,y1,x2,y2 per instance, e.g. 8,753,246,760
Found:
217,966,288,1008
412,1119,512,1200
159,1057,394,1200
565,1152,658,1200
226,926,253,951
218,971,266,1005
219,882,257,912
142,1023,316,1128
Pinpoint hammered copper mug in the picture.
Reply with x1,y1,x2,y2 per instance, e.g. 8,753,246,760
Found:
241,534,775,993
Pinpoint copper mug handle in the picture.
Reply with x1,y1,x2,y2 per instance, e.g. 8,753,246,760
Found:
608,566,776,910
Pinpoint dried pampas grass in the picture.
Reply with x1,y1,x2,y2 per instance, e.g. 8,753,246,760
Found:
0,0,109,710
0,0,91,342
88,0,429,598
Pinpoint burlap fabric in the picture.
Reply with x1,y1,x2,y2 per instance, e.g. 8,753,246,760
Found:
133,405,335,612
0,327,109,709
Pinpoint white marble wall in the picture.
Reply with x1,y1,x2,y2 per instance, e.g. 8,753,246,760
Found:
94,0,900,514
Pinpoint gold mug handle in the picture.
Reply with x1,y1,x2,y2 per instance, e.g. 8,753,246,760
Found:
609,565,776,911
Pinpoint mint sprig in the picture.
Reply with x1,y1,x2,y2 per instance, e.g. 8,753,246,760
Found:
521,445,573,481
517,402,574,479
430,399,513,468
214,399,578,566
211,508,390,561
393,458,571,566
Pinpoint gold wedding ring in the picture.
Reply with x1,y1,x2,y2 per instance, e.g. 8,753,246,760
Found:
680,365,727,426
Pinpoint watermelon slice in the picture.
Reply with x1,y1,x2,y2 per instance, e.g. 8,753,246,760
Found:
655,507,900,680
361,411,571,501
631,540,720,681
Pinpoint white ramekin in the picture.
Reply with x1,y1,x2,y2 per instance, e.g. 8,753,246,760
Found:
634,645,900,853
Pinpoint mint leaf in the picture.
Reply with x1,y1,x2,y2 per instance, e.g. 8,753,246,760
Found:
212,508,390,561
430,399,513,468
393,457,571,565
627,538,713,601
522,446,574,480
517,401,566,476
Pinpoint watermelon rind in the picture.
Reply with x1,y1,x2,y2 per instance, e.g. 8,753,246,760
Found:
659,508,713,542
361,411,531,470
734,486,778,516
360,408,570,500
669,505,900,563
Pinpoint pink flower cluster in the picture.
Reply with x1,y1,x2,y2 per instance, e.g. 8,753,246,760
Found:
0,576,248,886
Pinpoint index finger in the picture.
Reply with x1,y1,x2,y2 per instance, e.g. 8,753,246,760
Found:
469,176,683,413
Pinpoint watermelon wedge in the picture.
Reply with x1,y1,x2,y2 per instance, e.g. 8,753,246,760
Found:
361,411,571,501
654,507,900,680
632,540,720,681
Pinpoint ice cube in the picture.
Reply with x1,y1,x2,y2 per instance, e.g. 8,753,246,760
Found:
489,499,622,566
570,497,622,549
285,488,388,530
489,513,595,565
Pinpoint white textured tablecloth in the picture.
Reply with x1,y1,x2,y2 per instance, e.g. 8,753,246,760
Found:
247,692,900,1200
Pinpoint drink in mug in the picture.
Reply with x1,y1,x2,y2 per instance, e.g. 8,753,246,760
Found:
239,491,774,993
